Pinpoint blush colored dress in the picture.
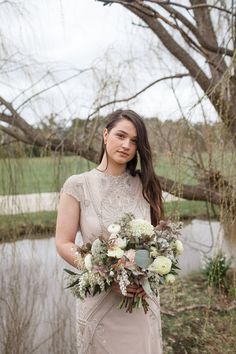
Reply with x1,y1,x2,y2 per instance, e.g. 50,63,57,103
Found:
61,168,162,354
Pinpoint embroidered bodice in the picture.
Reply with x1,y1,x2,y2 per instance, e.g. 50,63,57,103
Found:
61,168,151,243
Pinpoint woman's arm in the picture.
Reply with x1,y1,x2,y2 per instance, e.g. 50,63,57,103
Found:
55,193,80,268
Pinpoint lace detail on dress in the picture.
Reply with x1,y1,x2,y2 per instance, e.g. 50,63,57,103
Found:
61,175,86,204
90,169,141,228
100,173,139,226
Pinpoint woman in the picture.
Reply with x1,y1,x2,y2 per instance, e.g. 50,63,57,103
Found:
55,109,164,354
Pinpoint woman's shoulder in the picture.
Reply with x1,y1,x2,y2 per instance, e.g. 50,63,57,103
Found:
63,169,95,186
61,170,95,202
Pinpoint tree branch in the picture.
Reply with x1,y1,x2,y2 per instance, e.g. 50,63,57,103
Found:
0,98,46,146
121,2,212,93
0,125,34,145
190,0,227,78
158,175,222,205
158,2,234,58
87,73,189,119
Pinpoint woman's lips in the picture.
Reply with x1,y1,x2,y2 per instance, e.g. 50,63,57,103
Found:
118,151,129,157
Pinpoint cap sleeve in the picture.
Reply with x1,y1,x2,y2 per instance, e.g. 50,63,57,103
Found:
60,175,84,203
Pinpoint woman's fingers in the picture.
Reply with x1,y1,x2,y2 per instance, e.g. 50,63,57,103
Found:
128,285,147,298
112,283,147,298
112,283,134,297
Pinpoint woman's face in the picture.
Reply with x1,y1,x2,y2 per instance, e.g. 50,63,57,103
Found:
103,118,137,166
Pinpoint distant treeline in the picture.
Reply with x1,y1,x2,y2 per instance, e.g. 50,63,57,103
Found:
0,114,232,159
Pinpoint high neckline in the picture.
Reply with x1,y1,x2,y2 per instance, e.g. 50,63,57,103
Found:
93,168,129,178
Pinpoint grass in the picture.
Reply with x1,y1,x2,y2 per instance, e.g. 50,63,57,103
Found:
0,152,235,195
161,273,236,353
0,200,219,243
0,211,57,243
156,154,197,186
0,156,95,195
164,200,220,220
0,154,198,196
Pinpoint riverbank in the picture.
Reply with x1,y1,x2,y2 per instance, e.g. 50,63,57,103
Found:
0,191,182,215
161,273,236,353
0,200,219,243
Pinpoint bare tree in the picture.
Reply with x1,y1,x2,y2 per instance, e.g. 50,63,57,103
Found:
96,1,236,143
0,0,236,214
93,0,236,213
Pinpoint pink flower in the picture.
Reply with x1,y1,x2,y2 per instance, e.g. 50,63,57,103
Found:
93,265,108,277
124,249,136,269
125,249,136,263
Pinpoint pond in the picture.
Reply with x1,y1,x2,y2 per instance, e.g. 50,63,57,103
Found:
1,219,235,353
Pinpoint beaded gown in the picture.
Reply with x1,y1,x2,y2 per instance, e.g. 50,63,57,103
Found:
61,168,162,354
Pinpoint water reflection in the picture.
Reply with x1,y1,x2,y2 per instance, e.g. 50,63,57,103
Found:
1,219,235,353
0,237,76,354
179,219,236,275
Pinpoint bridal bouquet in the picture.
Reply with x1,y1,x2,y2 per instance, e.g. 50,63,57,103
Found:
64,213,183,313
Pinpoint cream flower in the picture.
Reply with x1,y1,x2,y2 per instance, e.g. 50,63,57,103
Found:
129,219,154,237
109,233,117,241
165,274,176,284
107,224,121,234
91,239,102,256
114,237,127,249
172,240,184,255
150,246,158,258
148,256,172,276
107,247,124,259
84,254,93,271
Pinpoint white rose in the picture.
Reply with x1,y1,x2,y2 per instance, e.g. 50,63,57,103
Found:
129,219,154,237
165,274,175,284
107,246,124,259
107,224,121,235
115,237,127,249
172,240,184,255
91,239,102,256
84,254,93,271
148,256,172,276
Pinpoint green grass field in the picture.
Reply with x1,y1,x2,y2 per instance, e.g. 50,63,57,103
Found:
1,152,235,195
0,156,95,195
0,154,199,195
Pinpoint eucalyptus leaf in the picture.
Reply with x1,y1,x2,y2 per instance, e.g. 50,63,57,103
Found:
64,268,77,276
135,249,152,269
65,278,80,289
93,284,101,296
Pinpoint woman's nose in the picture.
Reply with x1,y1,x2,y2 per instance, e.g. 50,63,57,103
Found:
122,138,131,149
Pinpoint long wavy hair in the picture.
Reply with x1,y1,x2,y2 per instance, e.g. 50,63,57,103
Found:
99,109,164,225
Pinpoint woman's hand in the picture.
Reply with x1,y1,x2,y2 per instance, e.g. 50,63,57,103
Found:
111,282,147,298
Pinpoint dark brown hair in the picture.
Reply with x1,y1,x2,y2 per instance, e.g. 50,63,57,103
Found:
99,109,164,225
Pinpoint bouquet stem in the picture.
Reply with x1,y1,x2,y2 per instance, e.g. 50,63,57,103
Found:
118,295,149,314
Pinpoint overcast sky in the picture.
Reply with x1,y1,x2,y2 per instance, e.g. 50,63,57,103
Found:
1,0,217,123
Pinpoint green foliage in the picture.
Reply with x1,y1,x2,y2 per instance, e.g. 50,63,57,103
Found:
202,253,232,291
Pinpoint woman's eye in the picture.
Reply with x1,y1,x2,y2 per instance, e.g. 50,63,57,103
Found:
117,133,125,139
